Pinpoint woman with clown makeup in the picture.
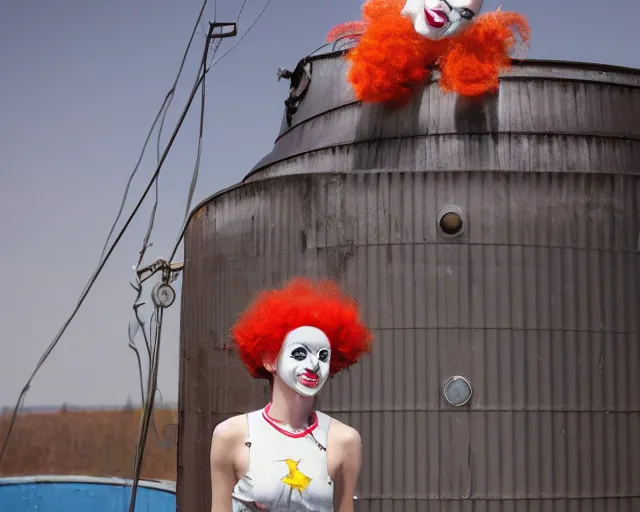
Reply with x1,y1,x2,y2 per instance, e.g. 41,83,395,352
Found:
210,278,373,511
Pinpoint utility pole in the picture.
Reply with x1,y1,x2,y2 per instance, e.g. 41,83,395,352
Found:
126,19,238,512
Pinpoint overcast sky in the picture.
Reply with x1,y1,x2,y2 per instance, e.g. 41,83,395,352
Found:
0,0,638,408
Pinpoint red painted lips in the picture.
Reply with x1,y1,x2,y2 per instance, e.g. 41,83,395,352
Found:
299,370,320,388
424,8,448,28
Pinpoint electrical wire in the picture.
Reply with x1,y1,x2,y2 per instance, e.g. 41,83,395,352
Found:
127,2,226,447
125,16,220,511
168,0,274,264
127,17,225,469
1,0,274,486
153,0,209,190
175,0,249,245
126,2,277,507
127,305,164,512
210,0,273,69
126,3,228,460
100,0,209,268
127,0,210,405
0,9,214,470
178,17,226,226
236,0,248,25
121,0,218,479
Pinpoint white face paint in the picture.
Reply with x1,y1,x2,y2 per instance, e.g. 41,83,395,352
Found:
275,326,331,398
401,0,483,40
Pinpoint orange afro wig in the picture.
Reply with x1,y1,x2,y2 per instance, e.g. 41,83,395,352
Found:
231,277,373,380
327,0,530,104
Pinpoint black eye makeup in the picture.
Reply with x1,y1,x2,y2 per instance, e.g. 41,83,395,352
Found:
458,7,475,20
441,0,476,21
291,347,308,360
289,345,330,363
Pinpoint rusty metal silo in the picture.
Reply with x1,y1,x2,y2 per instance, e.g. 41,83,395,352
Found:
177,52,640,511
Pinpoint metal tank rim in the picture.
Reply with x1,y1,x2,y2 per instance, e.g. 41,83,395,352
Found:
272,56,640,145
302,49,640,77
245,56,640,179
0,474,177,493
183,56,640,235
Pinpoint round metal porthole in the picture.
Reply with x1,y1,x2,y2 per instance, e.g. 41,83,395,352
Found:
443,375,473,407
437,205,465,238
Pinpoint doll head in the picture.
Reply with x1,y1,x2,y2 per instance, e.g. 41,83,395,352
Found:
401,0,483,40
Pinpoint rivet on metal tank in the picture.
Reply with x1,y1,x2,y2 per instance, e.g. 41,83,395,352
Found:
437,204,465,238
442,375,473,407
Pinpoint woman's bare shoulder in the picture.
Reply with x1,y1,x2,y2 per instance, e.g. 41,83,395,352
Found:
211,413,249,445
325,415,362,447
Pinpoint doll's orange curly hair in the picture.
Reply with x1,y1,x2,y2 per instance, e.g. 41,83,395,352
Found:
328,0,530,104
231,277,373,380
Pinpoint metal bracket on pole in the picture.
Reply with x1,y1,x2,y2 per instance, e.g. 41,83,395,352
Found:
210,21,238,38
136,259,184,284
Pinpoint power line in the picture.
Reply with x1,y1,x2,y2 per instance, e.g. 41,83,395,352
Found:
126,15,226,512
130,5,227,410
100,0,209,267
126,305,165,512
0,3,213,468
237,0,248,22
175,0,254,241
211,0,273,68
126,0,212,438
168,0,274,264
0,0,276,479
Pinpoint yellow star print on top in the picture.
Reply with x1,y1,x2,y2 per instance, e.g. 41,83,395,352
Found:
230,407,335,509
281,459,312,495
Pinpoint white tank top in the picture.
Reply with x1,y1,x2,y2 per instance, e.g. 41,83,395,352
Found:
231,403,335,511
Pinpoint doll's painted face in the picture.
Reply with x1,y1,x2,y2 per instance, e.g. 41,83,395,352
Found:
276,326,331,397
401,0,483,40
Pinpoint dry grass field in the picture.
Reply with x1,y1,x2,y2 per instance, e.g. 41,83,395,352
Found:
0,407,178,480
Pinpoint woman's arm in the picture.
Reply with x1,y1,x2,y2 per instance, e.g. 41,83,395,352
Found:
332,425,363,512
210,420,239,512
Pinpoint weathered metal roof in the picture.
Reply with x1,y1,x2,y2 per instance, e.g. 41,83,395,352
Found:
188,57,640,223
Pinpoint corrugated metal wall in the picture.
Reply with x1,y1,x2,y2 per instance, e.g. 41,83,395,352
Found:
178,55,640,511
